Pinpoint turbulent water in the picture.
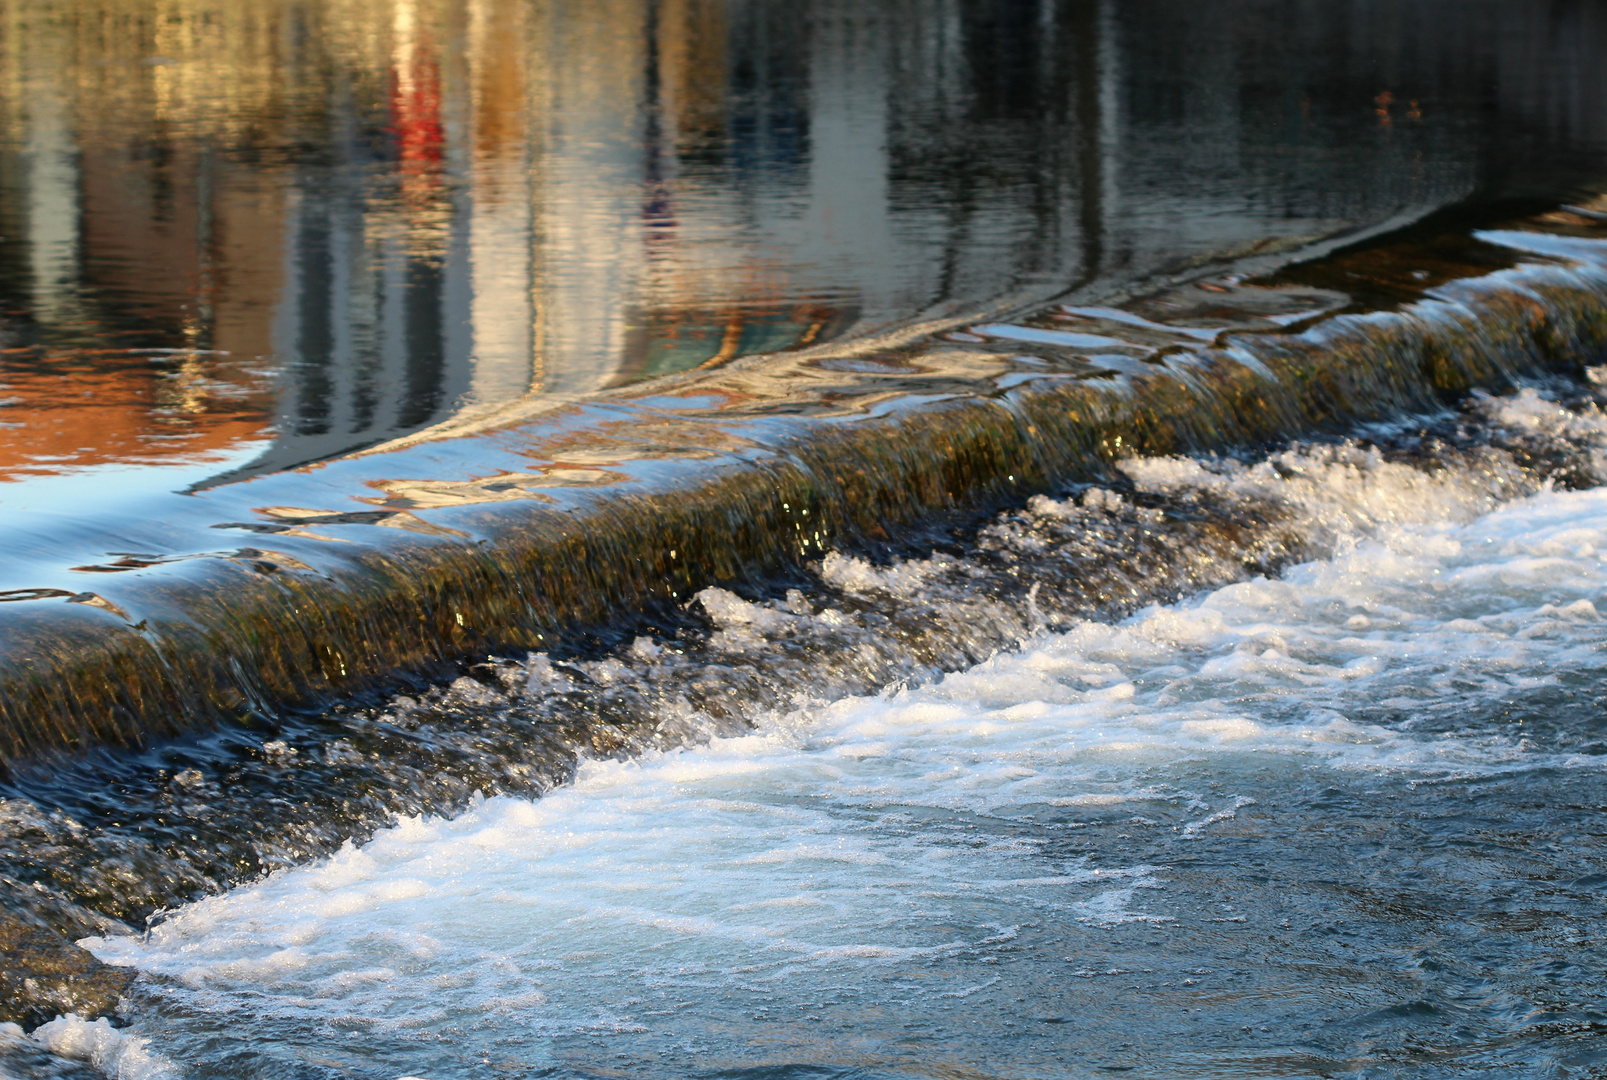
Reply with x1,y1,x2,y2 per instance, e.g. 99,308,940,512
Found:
4,384,1607,1078
5,0,1607,1073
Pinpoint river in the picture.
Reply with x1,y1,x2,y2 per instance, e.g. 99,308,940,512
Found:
2,1,1607,1078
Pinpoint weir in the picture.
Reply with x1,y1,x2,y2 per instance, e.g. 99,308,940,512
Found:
4,0,1607,1067
2,207,1606,769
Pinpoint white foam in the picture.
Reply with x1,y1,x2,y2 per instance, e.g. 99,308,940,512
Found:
694,586,799,651
695,586,790,631
1025,488,1125,519
29,1016,178,1080
79,467,1607,1065
1477,387,1607,482
817,550,948,598
1119,440,1526,546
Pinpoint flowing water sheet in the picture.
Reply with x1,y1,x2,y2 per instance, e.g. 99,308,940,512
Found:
40,400,1607,1079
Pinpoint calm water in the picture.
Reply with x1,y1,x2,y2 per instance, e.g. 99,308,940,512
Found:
5,1,1607,1077
0,0,1604,492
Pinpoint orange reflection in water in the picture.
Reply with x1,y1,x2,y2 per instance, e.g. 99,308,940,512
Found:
0,0,827,483
1,0,1543,490
0,348,275,481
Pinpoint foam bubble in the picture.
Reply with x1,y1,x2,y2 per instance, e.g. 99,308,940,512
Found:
75,455,1607,1074
818,550,948,598
29,1016,179,1080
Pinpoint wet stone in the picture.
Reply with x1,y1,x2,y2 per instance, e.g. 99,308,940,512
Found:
0,916,133,1029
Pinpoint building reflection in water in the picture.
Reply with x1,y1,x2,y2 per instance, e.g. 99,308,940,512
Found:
0,0,1601,486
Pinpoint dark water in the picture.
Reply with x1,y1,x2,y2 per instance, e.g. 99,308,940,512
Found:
4,1,1607,1077
0,0,1604,492
8,387,1607,1078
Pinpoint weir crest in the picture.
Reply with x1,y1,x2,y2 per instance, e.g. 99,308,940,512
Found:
3,211,1607,767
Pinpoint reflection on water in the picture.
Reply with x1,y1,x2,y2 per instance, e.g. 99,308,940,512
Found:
0,0,1603,484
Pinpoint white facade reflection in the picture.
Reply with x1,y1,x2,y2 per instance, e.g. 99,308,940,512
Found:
0,0,1602,480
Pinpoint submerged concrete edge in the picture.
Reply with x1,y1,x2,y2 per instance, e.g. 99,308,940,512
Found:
1,257,1605,769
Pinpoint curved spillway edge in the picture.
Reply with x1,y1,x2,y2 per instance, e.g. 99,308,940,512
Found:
2,222,1605,769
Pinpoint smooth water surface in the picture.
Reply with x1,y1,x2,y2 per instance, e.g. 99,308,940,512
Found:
0,0,1605,488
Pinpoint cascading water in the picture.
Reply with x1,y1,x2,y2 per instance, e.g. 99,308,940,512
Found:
6,222,1607,765
3,203,1607,1071
4,0,1607,1074
8,384,1607,1078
